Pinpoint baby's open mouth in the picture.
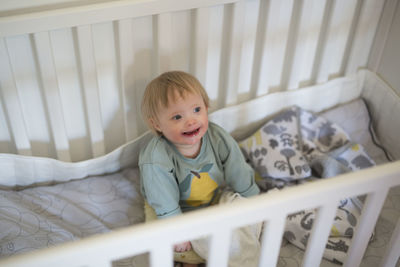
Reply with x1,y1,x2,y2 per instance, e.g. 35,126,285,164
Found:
183,128,200,137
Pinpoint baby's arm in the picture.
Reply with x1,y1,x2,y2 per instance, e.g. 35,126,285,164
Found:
216,125,260,197
141,163,182,218
174,241,192,252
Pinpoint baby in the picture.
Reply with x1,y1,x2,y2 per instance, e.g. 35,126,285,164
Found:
139,71,260,266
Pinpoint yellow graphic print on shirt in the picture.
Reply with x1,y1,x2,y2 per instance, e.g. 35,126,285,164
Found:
182,163,218,207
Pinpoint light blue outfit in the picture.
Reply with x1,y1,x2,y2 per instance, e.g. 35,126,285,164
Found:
139,122,260,219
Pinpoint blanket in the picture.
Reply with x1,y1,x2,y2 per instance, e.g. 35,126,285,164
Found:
239,106,375,264
191,190,262,267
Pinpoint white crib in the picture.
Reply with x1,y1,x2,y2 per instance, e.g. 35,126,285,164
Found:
1,0,400,266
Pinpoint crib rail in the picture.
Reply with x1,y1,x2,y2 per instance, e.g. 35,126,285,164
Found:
0,0,389,161
1,161,399,267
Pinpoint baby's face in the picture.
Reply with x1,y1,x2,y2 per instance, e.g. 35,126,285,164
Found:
153,91,208,154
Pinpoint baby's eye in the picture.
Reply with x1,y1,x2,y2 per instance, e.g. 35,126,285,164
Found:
194,107,201,113
172,114,182,120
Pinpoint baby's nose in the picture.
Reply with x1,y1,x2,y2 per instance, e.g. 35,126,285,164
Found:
186,117,196,126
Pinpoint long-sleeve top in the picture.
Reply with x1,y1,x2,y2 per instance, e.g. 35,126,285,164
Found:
139,122,260,219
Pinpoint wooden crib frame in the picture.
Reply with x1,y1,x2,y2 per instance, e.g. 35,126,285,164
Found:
1,161,399,267
1,0,400,266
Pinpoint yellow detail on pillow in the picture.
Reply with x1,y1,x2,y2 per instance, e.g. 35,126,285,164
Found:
330,225,341,236
255,171,263,182
246,138,253,148
254,130,263,145
245,130,263,148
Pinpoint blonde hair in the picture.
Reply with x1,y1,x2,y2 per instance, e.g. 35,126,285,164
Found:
141,71,210,135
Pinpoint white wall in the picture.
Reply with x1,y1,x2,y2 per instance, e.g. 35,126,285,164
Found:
377,1,400,95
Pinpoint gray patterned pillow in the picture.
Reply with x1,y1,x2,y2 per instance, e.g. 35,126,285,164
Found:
239,107,311,180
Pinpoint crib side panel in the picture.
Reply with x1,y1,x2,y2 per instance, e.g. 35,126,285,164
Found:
1,161,399,267
0,0,386,161
362,71,400,161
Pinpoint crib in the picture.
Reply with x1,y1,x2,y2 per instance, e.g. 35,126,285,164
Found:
1,0,400,266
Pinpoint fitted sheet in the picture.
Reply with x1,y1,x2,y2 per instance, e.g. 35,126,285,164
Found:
0,168,144,258
0,98,398,267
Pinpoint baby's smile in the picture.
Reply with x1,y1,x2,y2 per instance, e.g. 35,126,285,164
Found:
183,127,200,137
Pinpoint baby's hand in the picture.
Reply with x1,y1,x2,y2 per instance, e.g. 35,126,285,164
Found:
174,241,192,252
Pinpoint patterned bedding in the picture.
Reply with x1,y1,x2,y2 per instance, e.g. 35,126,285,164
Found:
0,168,144,259
275,99,399,267
0,99,398,267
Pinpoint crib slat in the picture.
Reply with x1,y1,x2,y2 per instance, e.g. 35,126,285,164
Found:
116,19,136,141
191,7,209,85
91,22,126,155
0,38,32,156
345,0,385,74
380,214,400,267
219,1,245,107
286,0,326,90
249,0,267,98
208,228,231,267
368,0,398,73
75,25,106,159
0,99,14,154
278,0,301,91
33,32,72,162
155,13,173,74
253,0,293,97
129,16,153,137
344,188,389,267
50,28,92,162
150,245,173,267
302,202,338,267
8,35,55,158
315,0,357,83
171,11,192,71
0,38,19,154
203,5,223,107
237,0,258,102
258,215,286,267
153,10,192,73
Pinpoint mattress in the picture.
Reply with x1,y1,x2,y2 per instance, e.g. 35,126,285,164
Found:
0,168,143,259
0,96,398,267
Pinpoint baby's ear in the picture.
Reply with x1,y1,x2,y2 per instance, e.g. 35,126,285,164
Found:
150,117,161,133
